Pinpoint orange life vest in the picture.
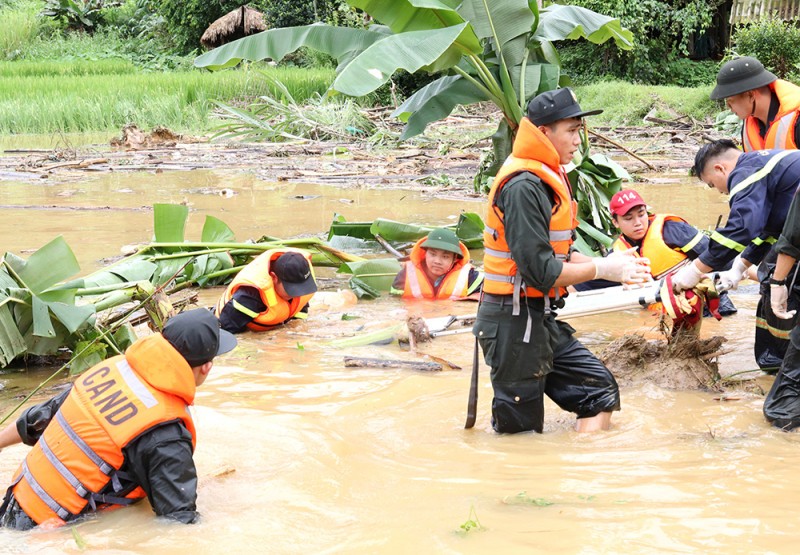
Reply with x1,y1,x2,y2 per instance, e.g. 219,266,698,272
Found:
10,334,197,527
742,80,800,151
612,214,690,279
482,117,577,298
401,237,474,299
215,248,315,331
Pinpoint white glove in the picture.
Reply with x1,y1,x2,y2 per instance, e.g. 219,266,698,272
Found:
593,253,651,284
671,262,704,292
717,255,748,292
770,283,797,320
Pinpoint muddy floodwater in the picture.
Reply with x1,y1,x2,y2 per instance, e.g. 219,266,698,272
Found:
0,148,796,554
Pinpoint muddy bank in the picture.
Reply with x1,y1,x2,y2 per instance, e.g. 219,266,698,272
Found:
0,108,725,198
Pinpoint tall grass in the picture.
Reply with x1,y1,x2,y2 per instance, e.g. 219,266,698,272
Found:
0,0,40,58
0,65,336,134
574,81,719,127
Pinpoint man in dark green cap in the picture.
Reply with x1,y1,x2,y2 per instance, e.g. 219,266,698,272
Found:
392,227,483,300
711,56,800,151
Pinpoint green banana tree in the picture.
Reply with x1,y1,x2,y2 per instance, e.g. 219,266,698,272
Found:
195,0,634,251
195,1,631,146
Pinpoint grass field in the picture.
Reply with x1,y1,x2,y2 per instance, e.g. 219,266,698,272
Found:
0,62,336,134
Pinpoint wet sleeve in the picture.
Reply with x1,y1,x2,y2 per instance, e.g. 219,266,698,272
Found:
124,421,198,524
390,267,407,296
776,191,800,260
698,167,771,269
466,267,484,295
16,388,71,446
497,173,563,294
661,220,708,259
218,287,266,333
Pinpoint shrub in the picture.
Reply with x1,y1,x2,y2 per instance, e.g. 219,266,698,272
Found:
731,14,800,78
560,0,723,85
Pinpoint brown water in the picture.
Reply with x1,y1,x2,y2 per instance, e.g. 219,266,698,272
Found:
0,166,790,553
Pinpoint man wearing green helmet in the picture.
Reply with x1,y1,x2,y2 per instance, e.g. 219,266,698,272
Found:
392,227,483,300
711,56,800,151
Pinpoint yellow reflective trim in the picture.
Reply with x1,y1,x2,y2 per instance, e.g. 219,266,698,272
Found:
751,236,778,246
680,231,704,253
293,311,308,320
466,273,484,295
755,317,792,340
710,231,746,253
232,299,260,319
729,150,794,198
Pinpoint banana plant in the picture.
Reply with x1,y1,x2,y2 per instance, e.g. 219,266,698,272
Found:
195,0,633,253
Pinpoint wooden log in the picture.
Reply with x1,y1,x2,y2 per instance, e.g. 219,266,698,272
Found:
343,356,442,371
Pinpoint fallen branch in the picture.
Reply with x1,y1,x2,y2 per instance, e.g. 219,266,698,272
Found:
587,128,656,170
374,234,405,259
344,356,442,371
41,158,108,171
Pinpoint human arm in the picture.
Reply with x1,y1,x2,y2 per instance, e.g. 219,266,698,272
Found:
124,421,199,524
770,191,800,317
0,387,72,455
661,219,708,260
217,287,266,333
499,176,647,291
698,164,772,270
390,266,407,296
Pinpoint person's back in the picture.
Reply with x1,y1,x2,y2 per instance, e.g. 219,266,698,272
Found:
0,309,236,530
216,249,317,333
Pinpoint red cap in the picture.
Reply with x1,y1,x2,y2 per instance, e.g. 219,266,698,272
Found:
609,189,646,216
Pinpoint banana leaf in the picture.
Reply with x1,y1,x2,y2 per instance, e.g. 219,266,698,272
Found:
340,258,402,298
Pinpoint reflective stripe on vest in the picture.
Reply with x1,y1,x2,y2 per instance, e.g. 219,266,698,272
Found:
770,112,799,149
729,150,794,198
401,237,474,300
742,80,800,151
483,125,577,298
12,338,196,526
448,264,472,300
215,248,315,330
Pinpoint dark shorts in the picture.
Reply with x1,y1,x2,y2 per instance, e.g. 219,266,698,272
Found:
474,296,621,434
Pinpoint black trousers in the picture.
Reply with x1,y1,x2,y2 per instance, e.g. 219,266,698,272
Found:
474,296,620,434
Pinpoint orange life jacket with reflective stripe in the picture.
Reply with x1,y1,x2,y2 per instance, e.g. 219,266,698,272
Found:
215,248,315,331
612,214,689,279
10,335,197,527
402,237,473,299
482,117,577,298
742,80,800,152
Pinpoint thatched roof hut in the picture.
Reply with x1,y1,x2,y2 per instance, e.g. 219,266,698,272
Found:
200,5,267,49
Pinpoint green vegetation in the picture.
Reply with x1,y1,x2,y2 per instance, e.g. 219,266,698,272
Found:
574,81,718,127
560,0,721,86
0,63,334,134
731,14,800,79
0,0,41,58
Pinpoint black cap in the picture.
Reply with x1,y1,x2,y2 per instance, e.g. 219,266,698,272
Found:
272,252,317,298
527,87,602,126
162,308,237,367
710,56,776,100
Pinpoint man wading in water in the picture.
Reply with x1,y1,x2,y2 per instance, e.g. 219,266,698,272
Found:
473,88,650,434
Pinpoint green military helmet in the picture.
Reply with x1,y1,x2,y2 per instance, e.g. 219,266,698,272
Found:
421,228,463,258
710,56,777,100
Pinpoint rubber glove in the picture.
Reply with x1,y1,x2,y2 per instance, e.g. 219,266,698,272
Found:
770,283,797,320
717,255,747,292
671,261,704,292
592,250,651,284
